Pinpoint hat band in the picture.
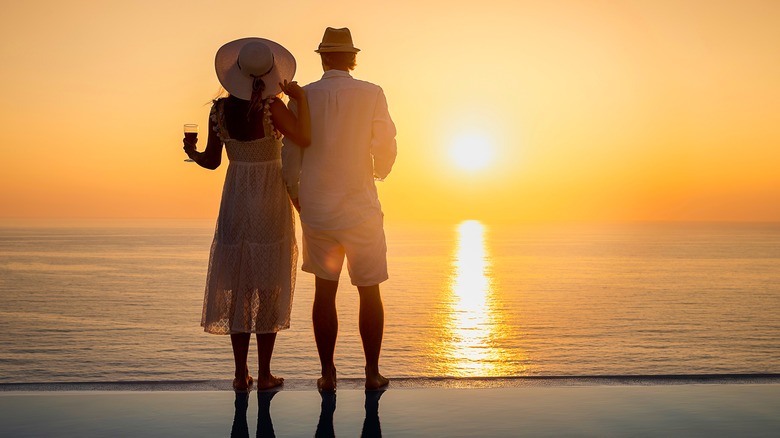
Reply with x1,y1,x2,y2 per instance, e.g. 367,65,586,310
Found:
237,55,275,78
319,43,353,48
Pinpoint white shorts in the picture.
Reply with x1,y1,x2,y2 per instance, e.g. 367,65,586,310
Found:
301,214,388,286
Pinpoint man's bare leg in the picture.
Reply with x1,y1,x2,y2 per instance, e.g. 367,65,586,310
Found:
358,284,389,390
313,276,339,391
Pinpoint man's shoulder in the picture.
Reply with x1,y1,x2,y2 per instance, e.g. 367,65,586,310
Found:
350,77,383,91
301,79,321,89
303,76,383,93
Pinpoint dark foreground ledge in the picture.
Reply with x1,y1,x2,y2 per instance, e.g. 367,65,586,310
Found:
3,373,780,392
3,377,780,437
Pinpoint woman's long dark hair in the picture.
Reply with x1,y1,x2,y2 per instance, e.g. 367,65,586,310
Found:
249,76,266,117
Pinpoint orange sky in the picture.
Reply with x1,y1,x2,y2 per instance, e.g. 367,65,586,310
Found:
1,0,779,223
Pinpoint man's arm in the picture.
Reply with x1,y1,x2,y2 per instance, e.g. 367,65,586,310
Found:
371,87,397,179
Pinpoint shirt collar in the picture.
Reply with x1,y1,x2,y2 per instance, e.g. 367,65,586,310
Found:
322,70,352,79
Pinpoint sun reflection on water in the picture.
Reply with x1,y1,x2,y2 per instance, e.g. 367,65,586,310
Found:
435,220,522,377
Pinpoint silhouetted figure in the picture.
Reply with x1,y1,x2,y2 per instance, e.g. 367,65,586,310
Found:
185,37,310,392
315,391,337,438
282,26,396,392
361,389,385,437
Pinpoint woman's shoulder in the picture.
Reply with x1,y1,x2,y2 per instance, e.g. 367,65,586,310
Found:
212,97,228,107
210,97,226,113
209,98,227,128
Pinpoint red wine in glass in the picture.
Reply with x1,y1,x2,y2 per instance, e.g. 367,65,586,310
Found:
183,124,198,162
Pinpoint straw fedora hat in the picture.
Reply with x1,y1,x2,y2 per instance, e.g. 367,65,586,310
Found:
315,27,360,53
215,37,296,100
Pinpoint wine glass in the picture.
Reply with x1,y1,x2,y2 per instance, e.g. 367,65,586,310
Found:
183,124,198,162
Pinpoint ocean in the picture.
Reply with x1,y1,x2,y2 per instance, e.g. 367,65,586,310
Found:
1,220,779,384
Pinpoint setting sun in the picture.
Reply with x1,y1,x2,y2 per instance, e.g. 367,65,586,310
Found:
450,133,495,171
2,1,780,224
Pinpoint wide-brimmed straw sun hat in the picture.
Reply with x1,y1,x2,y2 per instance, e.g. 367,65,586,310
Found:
215,37,296,100
315,27,360,53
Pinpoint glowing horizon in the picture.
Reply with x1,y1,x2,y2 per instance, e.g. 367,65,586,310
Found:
1,1,779,223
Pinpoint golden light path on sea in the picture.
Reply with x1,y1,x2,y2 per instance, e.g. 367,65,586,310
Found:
437,220,521,377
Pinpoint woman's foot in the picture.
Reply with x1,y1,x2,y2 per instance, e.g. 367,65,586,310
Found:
317,367,337,392
255,374,284,390
233,369,254,392
233,376,253,392
365,372,389,391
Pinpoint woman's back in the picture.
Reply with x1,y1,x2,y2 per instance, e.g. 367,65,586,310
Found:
187,36,306,392
202,94,296,336
222,95,266,141
212,97,282,164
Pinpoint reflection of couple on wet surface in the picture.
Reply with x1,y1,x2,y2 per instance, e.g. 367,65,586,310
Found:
231,390,385,437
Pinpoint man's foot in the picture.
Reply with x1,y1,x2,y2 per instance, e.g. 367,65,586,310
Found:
317,367,337,392
255,374,284,390
365,373,389,391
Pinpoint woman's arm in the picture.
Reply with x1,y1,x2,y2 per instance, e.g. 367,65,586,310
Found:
271,80,311,147
183,111,223,170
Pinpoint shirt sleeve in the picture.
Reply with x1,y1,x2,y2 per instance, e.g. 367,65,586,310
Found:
281,99,303,199
371,88,397,179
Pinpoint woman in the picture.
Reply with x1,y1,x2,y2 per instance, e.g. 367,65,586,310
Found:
183,37,310,391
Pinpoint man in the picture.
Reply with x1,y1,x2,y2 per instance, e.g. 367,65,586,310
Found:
282,27,397,391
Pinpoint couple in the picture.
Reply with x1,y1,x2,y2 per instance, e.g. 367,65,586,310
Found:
183,27,397,393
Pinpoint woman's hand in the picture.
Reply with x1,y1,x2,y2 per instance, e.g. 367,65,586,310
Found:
279,80,305,101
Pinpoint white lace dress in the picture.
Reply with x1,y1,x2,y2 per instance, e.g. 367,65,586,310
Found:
201,98,298,334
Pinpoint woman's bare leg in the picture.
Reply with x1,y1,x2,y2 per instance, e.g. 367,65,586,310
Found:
231,333,253,390
256,333,284,389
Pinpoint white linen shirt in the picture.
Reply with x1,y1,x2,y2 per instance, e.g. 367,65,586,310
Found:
282,70,397,230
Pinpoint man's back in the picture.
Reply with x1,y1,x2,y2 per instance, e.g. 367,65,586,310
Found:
293,26,393,393
294,70,396,230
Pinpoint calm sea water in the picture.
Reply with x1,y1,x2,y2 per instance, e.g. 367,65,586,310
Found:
1,220,779,384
